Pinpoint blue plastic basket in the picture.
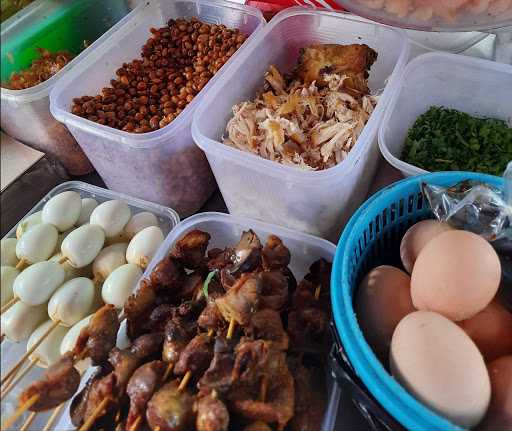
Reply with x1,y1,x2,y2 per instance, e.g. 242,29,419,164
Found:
331,172,505,431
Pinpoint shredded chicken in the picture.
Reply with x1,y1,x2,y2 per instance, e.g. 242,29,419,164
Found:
223,44,378,171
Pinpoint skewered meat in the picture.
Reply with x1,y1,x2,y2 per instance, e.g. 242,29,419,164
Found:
198,337,236,394
147,304,175,332
247,309,289,351
216,274,261,327
230,230,262,276
130,332,164,360
126,360,167,430
287,307,329,354
74,304,120,365
244,422,273,431
162,316,196,364
289,365,327,431
109,348,141,392
174,333,214,377
150,255,184,289
171,229,210,269
196,393,230,431
260,271,289,311
208,248,234,272
125,278,157,339
304,258,332,301
146,380,195,431
180,272,204,301
198,294,227,333
261,235,290,270
19,352,81,412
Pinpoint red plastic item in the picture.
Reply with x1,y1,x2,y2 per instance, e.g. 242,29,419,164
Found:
246,0,343,20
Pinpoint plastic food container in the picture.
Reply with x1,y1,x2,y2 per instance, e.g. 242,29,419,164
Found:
50,0,265,217
334,0,512,32
0,0,131,175
405,30,488,53
379,52,512,177
0,180,179,430
331,172,504,431
192,8,409,241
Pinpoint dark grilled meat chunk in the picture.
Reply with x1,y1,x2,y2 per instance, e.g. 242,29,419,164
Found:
208,248,234,272
244,422,273,431
247,309,289,351
125,278,157,339
75,304,120,365
109,348,141,392
174,333,214,377
198,292,226,333
20,352,81,412
260,271,289,311
150,256,184,288
146,380,195,431
215,274,261,327
130,332,164,360
196,393,229,431
287,307,329,354
171,229,210,269
262,235,290,270
304,258,332,302
230,230,262,276
198,337,236,394
126,360,167,430
179,272,204,301
147,304,175,332
162,317,196,364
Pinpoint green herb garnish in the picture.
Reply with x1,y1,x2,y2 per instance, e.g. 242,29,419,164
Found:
203,270,217,299
402,107,512,176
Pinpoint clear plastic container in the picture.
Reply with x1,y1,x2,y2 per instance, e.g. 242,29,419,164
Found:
0,0,131,175
50,0,265,217
405,30,488,53
334,0,512,32
0,180,179,430
191,8,410,241
378,52,512,177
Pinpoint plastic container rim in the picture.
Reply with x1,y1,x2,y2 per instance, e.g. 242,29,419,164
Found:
378,51,512,176
0,0,134,104
48,0,265,149
191,7,410,184
331,171,504,431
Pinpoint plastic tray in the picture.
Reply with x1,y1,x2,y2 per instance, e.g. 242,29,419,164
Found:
50,0,265,217
378,52,512,177
192,7,409,241
331,172,504,431
0,180,179,430
0,0,131,175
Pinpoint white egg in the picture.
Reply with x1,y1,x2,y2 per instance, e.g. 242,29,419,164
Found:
13,261,65,305
76,198,98,226
92,242,128,283
60,315,92,373
1,238,19,267
55,227,74,254
16,223,58,266
1,266,19,306
90,200,131,238
124,212,159,240
48,277,95,326
61,224,105,268
42,191,82,232
102,263,142,308
16,211,42,239
27,320,69,368
1,302,47,342
126,226,164,269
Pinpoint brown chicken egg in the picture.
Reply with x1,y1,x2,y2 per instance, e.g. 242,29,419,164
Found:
478,356,512,431
400,220,453,274
356,265,415,362
459,300,512,362
390,311,491,428
411,230,501,321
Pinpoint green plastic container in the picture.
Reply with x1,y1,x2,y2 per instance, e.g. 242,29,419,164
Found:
1,0,129,175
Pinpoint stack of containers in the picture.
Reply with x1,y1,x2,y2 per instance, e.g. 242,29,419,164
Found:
50,0,265,217
0,0,131,175
192,8,410,241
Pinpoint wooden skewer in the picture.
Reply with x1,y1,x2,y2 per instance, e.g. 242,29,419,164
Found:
1,360,38,400
260,375,268,402
0,297,19,314
178,370,192,392
129,415,143,431
163,362,174,382
1,393,39,430
154,427,161,431
19,411,37,431
1,320,60,386
314,285,321,301
226,318,236,340
42,403,65,431
15,258,29,271
78,397,111,431
57,255,69,265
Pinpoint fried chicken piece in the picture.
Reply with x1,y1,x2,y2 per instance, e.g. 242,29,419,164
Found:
125,278,157,339
260,271,289,311
196,393,230,431
150,255,184,288
126,360,167,430
174,333,214,377
146,380,195,431
295,44,378,94
74,304,120,365
247,309,289,351
215,274,261,327
261,235,291,270
198,337,236,394
171,229,211,269
19,352,81,412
